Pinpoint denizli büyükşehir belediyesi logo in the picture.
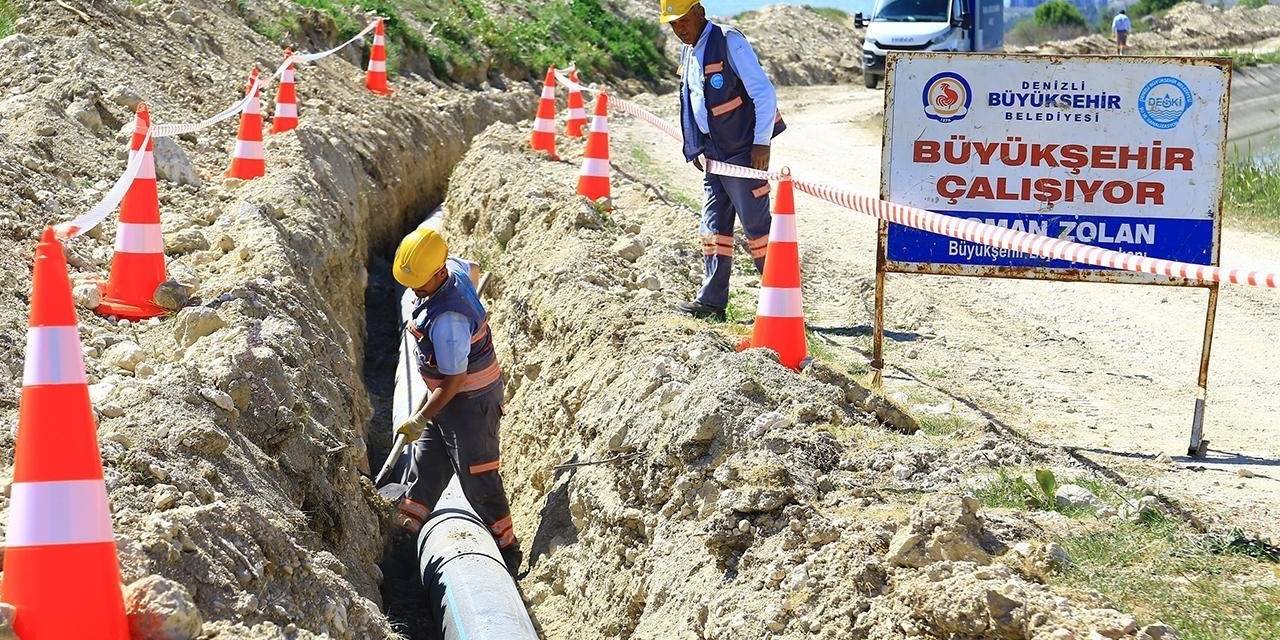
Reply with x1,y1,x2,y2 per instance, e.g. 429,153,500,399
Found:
1138,76,1192,129
922,72,972,123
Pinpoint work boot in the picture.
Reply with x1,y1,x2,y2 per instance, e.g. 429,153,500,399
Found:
501,544,524,578
676,300,726,321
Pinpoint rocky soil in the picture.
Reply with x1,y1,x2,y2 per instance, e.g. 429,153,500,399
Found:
724,6,865,86
1015,3,1280,55
0,0,530,636
439,123,1170,639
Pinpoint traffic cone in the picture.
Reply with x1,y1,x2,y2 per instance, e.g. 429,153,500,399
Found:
271,49,299,134
565,69,587,138
1,228,130,639
366,18,392,96
98,103,168,320
576,93,611,205
226,68,266,180
530,66,558,159
740,170,807,370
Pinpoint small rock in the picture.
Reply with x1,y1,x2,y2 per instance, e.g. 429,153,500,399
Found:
102,341,144,372
1236,467,1255,478
1055,484,1105,511
1136,495,1164,517
67,98,103,132
1154,452,1173,464
153,485,179,510
1094,614,1138,638
1044,542,1070,567
172,307,224,348
153,280,192,310
164,229,208,255
125,575,203,640
638,274,661,290
74,283,102,309
167,8,194,25
611,236,645,262
135,362,155,379
153,137,201,187
200,388,234,413
99,403,125,418
0,602,15,640
1136,623,1177,640
108,85,143,110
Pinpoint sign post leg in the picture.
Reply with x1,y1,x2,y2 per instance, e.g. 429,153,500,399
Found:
872,220,888,390
1188,284,1219,458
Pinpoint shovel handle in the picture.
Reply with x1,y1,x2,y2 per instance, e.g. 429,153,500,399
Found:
375,432,408,487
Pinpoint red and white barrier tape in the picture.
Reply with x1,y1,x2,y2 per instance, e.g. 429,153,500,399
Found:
552,68,1279,289
55,20,381,240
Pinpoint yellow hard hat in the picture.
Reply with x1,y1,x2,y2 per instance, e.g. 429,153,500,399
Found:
659,0,700,23
393,227,448,290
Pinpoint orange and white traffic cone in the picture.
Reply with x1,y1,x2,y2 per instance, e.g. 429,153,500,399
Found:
365,18,393,96
565,69,587,138
226,68,266,180
740,170,807,370
530,66,558,159
271,49,299,134
1,228,130,639
576,93,611,205
98,103,168,320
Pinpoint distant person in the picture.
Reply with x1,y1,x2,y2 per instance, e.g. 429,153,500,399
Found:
1112,10,1131,55
660,0,786,321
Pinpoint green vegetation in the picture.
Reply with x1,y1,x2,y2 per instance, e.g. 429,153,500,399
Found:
1051,515,1280,640
1129,0,1187,18
1007,1,1089,46
282,0,665,82
0,0,17,39
1224,159,1280,231
915,413,970,438
1034,0,1087,27
973,468,1128,516
1217,49,1280,68
1238,0,1270,8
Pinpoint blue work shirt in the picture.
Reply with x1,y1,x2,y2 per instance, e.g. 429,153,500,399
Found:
428,259,472,376
1112,13,1131,31
682,20,778,147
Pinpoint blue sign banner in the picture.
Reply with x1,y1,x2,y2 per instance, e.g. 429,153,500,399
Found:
886,211,1214,268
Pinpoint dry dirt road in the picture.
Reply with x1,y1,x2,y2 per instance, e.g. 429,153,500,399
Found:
615,84,1280,539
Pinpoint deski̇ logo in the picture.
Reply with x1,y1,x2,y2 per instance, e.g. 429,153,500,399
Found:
1138,76,1192,129
922,72,972,124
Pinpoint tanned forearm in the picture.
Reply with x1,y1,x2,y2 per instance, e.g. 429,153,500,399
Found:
410,373,467,424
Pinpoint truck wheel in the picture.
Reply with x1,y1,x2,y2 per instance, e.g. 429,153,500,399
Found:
864,73,878,89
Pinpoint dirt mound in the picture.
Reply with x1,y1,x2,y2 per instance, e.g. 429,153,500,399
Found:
0,0,528,636
727,6,865,85
439,122,1156,639
1021,3,1280,54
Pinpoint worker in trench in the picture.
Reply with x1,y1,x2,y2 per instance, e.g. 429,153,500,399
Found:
390,227,521,575
663,0,785,321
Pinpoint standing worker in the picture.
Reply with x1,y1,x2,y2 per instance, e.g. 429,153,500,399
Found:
662,0,786,321
390,227,521,575
1112,10,1130,55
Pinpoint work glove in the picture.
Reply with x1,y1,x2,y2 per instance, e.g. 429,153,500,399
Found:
395,414,428,441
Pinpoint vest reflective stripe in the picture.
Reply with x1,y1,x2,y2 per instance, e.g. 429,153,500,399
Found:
469,459,500,474
7,480,114,547
701,233,733,257
424,359,501,393
711,95,744,117
703,61,724,74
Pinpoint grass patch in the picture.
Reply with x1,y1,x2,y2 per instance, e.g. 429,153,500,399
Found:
973,468,1132,516
0,0,17,39
1217,49,1280,68
916,413,969,438
283,0,665,82
1051,515,1280,640
1224,159,1280,233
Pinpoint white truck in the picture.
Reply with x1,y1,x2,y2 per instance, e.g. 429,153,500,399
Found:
855,0,1004,89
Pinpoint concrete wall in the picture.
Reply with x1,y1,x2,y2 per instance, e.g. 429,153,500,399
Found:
1228,64,1280,161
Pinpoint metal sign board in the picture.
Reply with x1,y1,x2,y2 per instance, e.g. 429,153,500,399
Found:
880,53,1230,285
